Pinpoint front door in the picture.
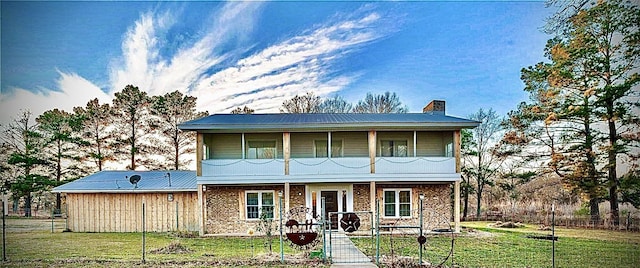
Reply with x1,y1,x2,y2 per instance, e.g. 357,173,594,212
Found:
321,191,338,229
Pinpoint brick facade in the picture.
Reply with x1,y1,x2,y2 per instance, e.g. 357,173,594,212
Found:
204,183,452,234
377,183,452,230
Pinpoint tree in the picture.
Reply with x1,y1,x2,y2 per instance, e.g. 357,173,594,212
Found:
353,92,408,113
36,109,85,212
460,130,475,220
544,0,640,225
1,111,54,217
319,96,352,113
111,85,154,170
73,98,114,172
462,108,504,217
231,106,255,114
280,92,321,113
150,91,208,170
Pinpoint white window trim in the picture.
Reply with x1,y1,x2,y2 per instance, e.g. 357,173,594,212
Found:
382,188,412,218
245,190,275,220
380,140,409,157
246,139,278,159
313,139,344,158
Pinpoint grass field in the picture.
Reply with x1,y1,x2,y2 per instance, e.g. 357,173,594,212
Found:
1,219,639,267
352,221,640,267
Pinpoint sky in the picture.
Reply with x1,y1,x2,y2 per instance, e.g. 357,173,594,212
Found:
0,1,555,125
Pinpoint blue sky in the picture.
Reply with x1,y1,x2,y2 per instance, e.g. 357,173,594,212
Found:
0,1,554,124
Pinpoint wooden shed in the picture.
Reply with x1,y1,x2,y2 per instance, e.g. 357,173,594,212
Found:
52,170,198,233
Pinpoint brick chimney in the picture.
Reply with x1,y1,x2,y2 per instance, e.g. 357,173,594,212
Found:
423,100,445,114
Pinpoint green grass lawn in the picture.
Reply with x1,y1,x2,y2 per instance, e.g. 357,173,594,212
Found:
2,219,639,267
1,218,325,267
352,221,640,268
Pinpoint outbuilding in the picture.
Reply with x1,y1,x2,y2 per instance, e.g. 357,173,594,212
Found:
52,170,198,232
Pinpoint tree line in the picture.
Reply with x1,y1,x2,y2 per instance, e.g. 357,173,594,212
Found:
1,1,637,227
461,0,639,226
0,86,207,216
0,89,407,216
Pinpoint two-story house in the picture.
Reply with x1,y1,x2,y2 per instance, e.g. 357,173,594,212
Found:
178,100,478,235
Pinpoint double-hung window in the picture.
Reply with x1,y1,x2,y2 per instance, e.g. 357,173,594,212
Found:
247,141,276,159
314,140,343,157
246,191,274,219
384,189,411,217
381,140,408,157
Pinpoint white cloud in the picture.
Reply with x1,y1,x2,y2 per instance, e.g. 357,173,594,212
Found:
0,71,110,125
109,2,263,97
1,2,389,127
190,9,385,113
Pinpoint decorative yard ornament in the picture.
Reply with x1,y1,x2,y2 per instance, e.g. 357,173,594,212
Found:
284,206,320,249
340,212,361,233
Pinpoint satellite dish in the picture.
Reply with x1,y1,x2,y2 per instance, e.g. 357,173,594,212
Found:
129,174,141,188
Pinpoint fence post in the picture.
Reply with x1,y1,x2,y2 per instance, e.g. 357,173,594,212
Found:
2,200,6,261
321,197,327,263
376,199,380,265
51,206,54,233
278,191,284,264
552,204,555,268
419,194,424,265
142,203,146,264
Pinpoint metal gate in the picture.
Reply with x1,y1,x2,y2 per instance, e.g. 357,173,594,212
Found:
326,211,374,264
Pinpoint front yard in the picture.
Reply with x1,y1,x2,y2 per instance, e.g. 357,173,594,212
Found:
1,218,639,267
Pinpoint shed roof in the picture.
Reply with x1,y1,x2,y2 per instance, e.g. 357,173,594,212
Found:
179,113,479,132
52,170,197,193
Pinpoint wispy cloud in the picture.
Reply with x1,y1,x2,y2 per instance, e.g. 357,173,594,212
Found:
109,2,263,97
110,2,388,113
191,10,385,112
0,2,390,126
0,71,110,125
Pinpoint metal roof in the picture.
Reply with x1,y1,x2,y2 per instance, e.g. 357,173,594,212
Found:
52,170,197,193
179,113,479,132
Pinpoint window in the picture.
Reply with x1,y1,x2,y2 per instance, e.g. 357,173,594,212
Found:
381,140,408,157
445,142,453,157
384,189,411,217
314,140,343,157
246,191,274,219
247,141,276,159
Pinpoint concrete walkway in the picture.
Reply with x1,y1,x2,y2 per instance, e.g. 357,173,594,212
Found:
329,232,377,267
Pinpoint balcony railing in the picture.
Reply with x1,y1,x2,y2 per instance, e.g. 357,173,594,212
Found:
375,157,455,174
202,159,285,176
289,157,371,175
201,157,456,177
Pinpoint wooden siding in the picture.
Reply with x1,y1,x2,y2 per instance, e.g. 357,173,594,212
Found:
334,131,369,157
65,192,198,232
416,131,453,157
244,133,284,158
290,133,326,158
205,134,242,159
377,131,414,156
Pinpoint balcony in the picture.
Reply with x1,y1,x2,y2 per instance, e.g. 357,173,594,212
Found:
201,157,456,177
